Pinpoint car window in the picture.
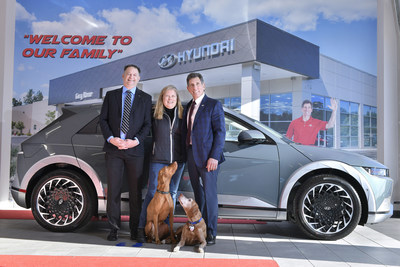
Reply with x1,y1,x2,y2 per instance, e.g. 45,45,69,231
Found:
225,115,250,141
224,112,277,147
77,116,102,135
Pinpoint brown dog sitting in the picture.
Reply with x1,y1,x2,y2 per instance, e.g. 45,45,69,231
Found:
145,161,177,244
173,194,207,253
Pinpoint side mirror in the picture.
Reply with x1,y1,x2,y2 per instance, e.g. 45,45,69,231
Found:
238,130,266,144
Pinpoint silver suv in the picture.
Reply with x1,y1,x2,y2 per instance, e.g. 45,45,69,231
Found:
11,103,393,240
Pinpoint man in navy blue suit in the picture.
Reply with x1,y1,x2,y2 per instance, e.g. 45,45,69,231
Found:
182,72,226,245
99,64,152,241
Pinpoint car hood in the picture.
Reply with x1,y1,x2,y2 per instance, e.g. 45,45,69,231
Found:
290,144,386,168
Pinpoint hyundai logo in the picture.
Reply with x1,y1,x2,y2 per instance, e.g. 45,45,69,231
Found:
158,38,235,69
158,54,177,69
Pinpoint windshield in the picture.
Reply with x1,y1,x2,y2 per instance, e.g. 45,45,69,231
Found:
254,120,286,140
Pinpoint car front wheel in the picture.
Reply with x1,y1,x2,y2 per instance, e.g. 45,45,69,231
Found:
294,174,361,240
31,170,94,232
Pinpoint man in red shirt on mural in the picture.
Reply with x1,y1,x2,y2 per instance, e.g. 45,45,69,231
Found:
286,98,337,145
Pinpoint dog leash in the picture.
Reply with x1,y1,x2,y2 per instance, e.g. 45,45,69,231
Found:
156,189,169,194
188,217,203,232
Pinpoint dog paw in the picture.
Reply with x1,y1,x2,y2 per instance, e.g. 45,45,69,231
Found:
163,237,172,244
173,246,180,252
197,247,204,253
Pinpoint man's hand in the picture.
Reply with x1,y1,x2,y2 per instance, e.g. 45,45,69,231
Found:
110,137,126,149
110,137,138,150
206,158,218,172
124,138,139,149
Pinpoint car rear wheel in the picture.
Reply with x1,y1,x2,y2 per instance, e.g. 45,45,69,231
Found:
294,174,361,240
31,170,94,232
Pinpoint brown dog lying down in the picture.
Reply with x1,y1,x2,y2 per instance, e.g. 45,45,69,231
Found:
145,161,177,244
173,194,207,253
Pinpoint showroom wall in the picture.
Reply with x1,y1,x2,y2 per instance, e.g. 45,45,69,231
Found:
377,0,400,211
0,0,15,204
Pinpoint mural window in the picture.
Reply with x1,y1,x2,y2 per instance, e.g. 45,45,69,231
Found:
363,105,377,147
340,100,359,148
311,95,334,147
221,97,241,111
260,93,292,134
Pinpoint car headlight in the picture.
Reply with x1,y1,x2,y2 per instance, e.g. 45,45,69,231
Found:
362,167,389,177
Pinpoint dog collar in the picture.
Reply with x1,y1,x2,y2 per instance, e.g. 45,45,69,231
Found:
156,189,169,194
189,217,203,225
188,217,202,232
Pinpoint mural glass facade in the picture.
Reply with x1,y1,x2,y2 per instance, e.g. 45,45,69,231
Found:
363,105,377,147
260,93,292,134
340,100,359,148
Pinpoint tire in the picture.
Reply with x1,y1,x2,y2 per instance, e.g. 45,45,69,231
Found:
294,174,361,240
31,170,95,232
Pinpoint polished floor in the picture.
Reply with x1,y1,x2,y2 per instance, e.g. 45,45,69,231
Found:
0,213,399,267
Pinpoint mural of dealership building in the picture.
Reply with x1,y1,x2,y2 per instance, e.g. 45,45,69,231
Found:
49,19,377,150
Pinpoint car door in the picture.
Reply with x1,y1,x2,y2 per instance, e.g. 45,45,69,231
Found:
217,114,280,219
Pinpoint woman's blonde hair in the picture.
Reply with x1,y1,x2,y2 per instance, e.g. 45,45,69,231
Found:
154,85,183,120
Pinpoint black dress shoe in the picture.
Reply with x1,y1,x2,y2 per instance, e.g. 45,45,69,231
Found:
136,228,146,243
206,234,216,245
107,229,118,241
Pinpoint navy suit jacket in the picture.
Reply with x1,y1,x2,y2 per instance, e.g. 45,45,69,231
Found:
99,87,152,157
183,95,226,168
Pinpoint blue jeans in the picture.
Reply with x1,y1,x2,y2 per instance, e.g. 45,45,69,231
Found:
138,162,185,228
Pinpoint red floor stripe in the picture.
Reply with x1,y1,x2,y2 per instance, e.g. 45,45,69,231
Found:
0,255,279,267
0,210,266,224
0,210,33,220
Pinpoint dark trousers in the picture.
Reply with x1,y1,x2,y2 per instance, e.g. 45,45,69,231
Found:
106,150,143,233
187,146,219,236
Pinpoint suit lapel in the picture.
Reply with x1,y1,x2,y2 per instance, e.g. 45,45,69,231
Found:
184,100,192,128
116,88,123,119
131,89,141,117
193,95,208,127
